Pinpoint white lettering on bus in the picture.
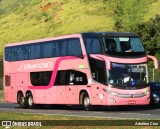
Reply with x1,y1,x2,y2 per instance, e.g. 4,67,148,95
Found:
17,62,53,71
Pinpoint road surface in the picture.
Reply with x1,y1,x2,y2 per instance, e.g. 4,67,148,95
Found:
0,103,160,119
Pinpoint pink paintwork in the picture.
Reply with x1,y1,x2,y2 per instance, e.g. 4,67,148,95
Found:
3,33,157,107
28,56,79,89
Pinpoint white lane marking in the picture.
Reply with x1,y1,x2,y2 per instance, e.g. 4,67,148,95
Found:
120,113,151,116
22,112,129,119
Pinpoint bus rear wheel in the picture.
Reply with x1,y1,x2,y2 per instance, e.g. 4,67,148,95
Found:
27,93,36,109
83,93,92,111
18,93,27,109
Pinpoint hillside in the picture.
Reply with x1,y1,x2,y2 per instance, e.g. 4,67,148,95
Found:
0,0,160,56
0,0,113,55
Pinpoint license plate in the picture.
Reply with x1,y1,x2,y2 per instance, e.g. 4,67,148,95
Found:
128,100,136,104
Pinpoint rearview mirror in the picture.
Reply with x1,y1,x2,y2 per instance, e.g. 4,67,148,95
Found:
147,55,158,69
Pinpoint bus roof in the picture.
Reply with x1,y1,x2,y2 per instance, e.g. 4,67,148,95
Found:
5,32,139,47
5,33,81,47
81,32,139,37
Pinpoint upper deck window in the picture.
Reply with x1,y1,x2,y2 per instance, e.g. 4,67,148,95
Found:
82,33,146,57
102,36,145,56
5,38,82,62
83,35,102,54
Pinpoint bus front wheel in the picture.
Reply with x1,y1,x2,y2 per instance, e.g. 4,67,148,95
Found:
83,93,92,111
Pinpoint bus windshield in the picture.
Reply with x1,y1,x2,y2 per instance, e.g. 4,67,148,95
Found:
102,37,145,54
108,63,148,88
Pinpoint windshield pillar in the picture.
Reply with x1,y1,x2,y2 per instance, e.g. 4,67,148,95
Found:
90,54,111,70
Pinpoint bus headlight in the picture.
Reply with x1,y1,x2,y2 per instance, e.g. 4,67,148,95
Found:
144,91,150,96
110,92,118,96
103,89,118,97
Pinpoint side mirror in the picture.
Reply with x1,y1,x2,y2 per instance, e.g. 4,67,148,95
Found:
90,54,111,70
147,55,158,69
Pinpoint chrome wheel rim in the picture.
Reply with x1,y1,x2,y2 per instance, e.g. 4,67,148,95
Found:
84,97,90,108
28,96,33,106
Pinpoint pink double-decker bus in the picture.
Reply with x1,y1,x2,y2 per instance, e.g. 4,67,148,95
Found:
3,32,158,110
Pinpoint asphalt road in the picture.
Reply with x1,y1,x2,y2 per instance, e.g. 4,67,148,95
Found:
0,102,160,119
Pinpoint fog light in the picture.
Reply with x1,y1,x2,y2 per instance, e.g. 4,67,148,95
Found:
109,98,116,103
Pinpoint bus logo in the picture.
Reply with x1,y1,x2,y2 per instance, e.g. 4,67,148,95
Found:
2,121,11,127
18,62,53,71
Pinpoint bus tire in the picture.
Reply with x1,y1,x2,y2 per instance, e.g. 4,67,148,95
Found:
27,93,36,109
18,93,27,109
83,93,92,111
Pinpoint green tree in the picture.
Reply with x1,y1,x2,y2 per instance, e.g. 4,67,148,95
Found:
105,0,150,31
133,15,160,55
132,15,160,81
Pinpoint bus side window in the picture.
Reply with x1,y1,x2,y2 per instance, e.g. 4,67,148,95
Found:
5,75,11,86
42,41,55,58
57,40,67,57
29,44,36,59
89,57,106,85
74,71,88,85
5,47,11,61
67,39,82,56
54,70,88,85
84,38,102,54
54,71,68,85
30,71,52,86
11,47,18,61
18,46,24,60
35,44,41,59
23,46,30,60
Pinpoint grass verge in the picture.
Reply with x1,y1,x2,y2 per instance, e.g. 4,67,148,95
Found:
0,90,4,102
0,112,159,129
0,77,3,90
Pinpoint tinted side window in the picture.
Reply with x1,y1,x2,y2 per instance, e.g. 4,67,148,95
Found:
18,46,25,60
30,71,52,86
54,70,69,85
23,45,30,60
42,41,55,58
5,75,11,86
29,44,36,59
67,39,82,56
11,47,18,61
54,70,88,85
5,38,82,61
54,40,67,57
57,40,67,56
74,70,88,85
84,38,102,54
89,57,106,85
5,47,11,61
